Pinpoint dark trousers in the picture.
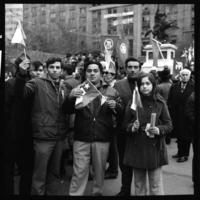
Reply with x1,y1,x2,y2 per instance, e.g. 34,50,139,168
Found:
31,139,64,195
177,138,191,157
2,139,33,195
117,133,133,194
107,134,119,173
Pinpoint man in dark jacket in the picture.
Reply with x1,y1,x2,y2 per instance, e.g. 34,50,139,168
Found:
168,68,194,162
4,53,33,195
114,57,141,196
185,92,195,183
65,61,123,196
15,56,69,195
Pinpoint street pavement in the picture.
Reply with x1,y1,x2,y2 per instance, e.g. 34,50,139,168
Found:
14,139,194,196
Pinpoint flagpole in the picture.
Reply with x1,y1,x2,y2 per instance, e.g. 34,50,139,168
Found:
135,81,139,121
24,48,27,59
152,38,166,62
87,79,104,97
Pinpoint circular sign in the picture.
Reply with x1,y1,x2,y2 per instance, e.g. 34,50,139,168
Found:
120,43,127,54
104,39,114,50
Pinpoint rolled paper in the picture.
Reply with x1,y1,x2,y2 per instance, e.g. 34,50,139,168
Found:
150,113,156,127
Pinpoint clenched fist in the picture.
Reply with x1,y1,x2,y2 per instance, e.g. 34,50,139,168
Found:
69,85,84,99
132,120,140,132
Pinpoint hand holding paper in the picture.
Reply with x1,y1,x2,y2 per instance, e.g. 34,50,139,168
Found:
148,127,160,135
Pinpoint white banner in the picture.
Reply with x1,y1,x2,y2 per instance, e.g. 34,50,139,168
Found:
104,11,134,18
113,17,133,26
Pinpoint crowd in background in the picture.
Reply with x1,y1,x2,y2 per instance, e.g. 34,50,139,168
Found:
2,50,195,196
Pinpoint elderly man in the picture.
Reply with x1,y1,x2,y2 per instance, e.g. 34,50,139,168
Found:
168,68,194,162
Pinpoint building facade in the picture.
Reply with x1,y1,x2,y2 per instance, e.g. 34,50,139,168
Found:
22,4,194,58
5,4,23,40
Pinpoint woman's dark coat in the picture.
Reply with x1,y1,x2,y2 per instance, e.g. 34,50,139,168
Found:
123,94,172,169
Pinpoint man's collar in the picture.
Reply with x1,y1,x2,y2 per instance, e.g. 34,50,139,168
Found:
46,73,60,83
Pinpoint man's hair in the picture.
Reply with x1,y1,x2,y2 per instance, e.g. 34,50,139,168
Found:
125,57,141,69
83,61,103,75
66,53,72,58
45,57,62,68
63,63,74,75
31,61,43,71
180,68,191,76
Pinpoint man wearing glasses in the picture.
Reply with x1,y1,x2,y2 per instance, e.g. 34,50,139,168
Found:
102,62,119,180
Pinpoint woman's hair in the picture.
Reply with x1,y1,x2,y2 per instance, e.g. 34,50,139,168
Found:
137,72,158,99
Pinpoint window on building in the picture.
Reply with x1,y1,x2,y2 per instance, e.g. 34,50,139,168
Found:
148,51,167,60
69,7,76,28
79,17,86,32
92,11,101,34
107,18,117,35
41,17,46,24
191,17,194,27
24,15,28,22
142,7,150,15
50,12,56,22
123,22,133,36
108,8,117,14
129,39,133,56
142,15,150,28
92,41,100,50
107,8,117,35
69,18,76,29
41,4,46,11
192,33,194,40
171,52,175,59
80,7,86,17
123,5,133,12
31,7,37,17
59,11,65,22
24,7,29,14
40,4,46,16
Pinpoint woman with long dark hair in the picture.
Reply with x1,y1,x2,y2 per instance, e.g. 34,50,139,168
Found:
123,72,172,195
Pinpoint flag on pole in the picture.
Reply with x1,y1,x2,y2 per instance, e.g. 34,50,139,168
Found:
75,80,101,109
101,95,108,106
188,44,194,63
151,38,162,67
131,85,143,111
11,20,26,46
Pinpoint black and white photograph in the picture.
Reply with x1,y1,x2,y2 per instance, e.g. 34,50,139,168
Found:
2,3,199,197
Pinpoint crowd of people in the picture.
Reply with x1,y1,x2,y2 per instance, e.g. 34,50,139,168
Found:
2,50,195,196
